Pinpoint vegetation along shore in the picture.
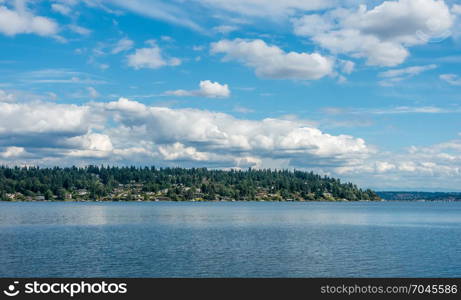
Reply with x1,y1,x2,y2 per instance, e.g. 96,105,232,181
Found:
0,166,380,202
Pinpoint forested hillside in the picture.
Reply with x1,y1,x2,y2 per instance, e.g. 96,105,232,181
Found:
0,166,381,202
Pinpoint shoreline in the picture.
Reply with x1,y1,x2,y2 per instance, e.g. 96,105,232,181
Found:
0,198,380,203
4,199,461,203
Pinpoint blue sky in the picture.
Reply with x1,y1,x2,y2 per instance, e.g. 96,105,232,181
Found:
0,0,461,191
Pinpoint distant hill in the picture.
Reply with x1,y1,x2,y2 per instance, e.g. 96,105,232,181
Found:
0,166,381,202
377,191,461,201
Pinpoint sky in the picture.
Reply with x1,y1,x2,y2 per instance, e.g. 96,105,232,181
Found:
0,0,461,191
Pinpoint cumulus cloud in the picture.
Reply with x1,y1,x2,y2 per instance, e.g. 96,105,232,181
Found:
292,14,333,37
211,38,334,80
66,132,114,158
440,74,461,86
101,98,370,167
158,142,209,161
293,0,454,66
127,44,181,69
0,102,91,136
0,1,59,37
0,97,370,169
336,136,461,190
166,80,230,98
104,97,146,113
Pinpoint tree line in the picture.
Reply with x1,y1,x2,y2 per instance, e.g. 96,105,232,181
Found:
377,191,461,201
0,166,381,201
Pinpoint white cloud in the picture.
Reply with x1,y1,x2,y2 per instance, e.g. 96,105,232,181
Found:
293,0,454,67
166,80,230,98
0,97,370,168
337,136,461,190
105,97,147,113
324,105,460,115
87,87,100,98
440,74,461,86
378,64,437,86
47,92,58,101
68,133,113,153
198,80,230,98
0,146,26,158
292,14,333,36
453,4,461,15
375,161,396,173
0,101,93,137
379,64,437,78
127,45,181,69
91,0,335,34
378,106,446,114
68,24,91,35
66,132,113,158
339,60,355,74
97,63,109,70
112,38,134,54
213,25,238,34
0,89,59,103
198,0,334,17
99,98,370,164
160,35,174,42
20,69,107,85
0,89,16,102
105,0,204,32
192,45,205,51
158,142,209,161
51,3,71,16
211,38,334,80
233,105,254,113
0,2,59,37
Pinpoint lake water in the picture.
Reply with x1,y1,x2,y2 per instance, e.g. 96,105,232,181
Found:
0,201,460,277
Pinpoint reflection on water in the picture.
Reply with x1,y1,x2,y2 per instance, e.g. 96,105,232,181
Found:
0,201,460,277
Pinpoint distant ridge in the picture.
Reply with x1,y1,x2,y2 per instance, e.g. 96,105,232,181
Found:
377,191,461,201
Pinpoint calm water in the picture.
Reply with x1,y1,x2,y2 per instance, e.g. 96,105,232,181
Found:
0,201,460,277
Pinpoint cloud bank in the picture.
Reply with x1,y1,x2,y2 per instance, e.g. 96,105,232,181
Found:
0,97,369,169
1,96,460,189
